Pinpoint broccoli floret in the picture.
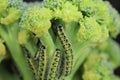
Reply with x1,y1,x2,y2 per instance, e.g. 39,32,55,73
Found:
78,0,111,25
78,0,96,16
105,1,120,37
0,0,22,25
77,17,101,43
18,29,30,45
20,6,52,37
97,38,120,68
53,1,82,23
1,7,22,25
82,52,119,80
77,17,109,43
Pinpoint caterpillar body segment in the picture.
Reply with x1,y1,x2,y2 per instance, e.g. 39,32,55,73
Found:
37,45,47,80
58,52,73,77
64,53,73,76
28,57,39,80
47,49,61,80
57,54,65,79
23,47,38,80
56,25,72,50
56,25,73,76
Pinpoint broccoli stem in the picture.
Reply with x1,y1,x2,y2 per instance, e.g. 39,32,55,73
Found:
5,38,33,80
73,41,91,59
64,22,79,43
24,40,37,56
0,24,33,80
40,32,55,58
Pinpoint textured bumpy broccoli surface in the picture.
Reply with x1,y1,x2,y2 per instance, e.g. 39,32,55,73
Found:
0,0,120,80
82,51,120,80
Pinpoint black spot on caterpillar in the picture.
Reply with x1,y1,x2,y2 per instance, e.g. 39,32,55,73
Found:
56,25,73,76
47,49,61,80
57,25,72,49
37,45,47,80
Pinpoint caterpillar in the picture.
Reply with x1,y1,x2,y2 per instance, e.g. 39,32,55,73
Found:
23,38,47,80
37,45,47,80
56,25,73,76
23,47,38,80
47,49,61,80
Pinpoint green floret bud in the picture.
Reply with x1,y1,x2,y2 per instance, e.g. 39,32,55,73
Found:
44,0,65,9
77,17,105,43
20,6,52,37
18,30,30,45
99,25,109,42
0,0,8,14
1,7,22,25
78,0,112,26
92,0,112,25
105,1,120,37
98,39,120,68
78,0,96,16
82,52,118,80
53,1,83,22
0,0,22,25
82,71,102,80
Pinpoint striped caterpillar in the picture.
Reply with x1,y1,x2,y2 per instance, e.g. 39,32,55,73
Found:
37,45,47,80
23,46,38,80
56,25,73,77
47,49,61,80
23,24,73,80
23,38,47,80
24,40,62,80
